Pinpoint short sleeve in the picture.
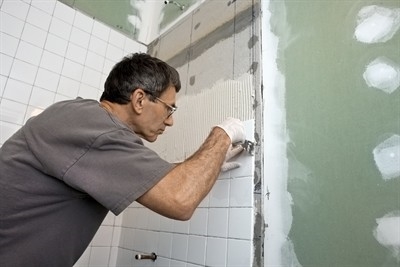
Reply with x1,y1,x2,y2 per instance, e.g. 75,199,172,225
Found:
63,129,173,215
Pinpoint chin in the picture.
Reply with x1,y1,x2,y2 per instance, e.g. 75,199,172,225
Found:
145,136,158,143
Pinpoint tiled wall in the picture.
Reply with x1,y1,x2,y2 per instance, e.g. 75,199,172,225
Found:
0,0,146,146
0,0,145,266
117,120,255,267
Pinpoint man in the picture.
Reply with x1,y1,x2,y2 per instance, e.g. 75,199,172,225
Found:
0,53,245,266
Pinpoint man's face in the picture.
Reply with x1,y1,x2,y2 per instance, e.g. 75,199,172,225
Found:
139,86,177,143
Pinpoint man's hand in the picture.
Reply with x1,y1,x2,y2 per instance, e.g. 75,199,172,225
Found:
221,144,244,172
215,117,245,144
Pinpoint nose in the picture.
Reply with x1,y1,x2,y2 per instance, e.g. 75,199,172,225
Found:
164,114,174,126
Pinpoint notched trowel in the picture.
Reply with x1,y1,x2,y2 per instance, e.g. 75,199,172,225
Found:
240,140,255,156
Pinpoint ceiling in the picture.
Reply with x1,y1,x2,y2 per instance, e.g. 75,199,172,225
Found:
59,0,202,44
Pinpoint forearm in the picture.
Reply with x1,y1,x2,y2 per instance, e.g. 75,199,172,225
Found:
174,127,231,204
137,127,231,220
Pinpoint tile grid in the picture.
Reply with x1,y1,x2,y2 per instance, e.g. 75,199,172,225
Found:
117,120,255,267
117,174,254,266
0,0,146,146
0,1,145,266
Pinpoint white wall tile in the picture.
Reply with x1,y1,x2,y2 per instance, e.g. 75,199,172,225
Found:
15,41,43,65
24,105,43,124
78,84,98,100
30,0,56,15
155,257,170,267
45,33,68,56
0,11,25,38
102,212,115,226
66,43,87,65
34,68,59,92
29,87,54,109
88,36,107,56
21,23,48,48
187,235,206,266
228,208,253,240
159,216,174,232
173,219,190,234
169,259,185,267
227,239,252,267
146,211,161,231
88,246,110,267
229,152,254,178
40,50,64,73
26,6,51,31
92,20,110,41
0,120,21,144
109,29,125,49
115,213,123,226
85,51,105,72
171,234,188,262
106,44,123,61
10,59,38,84
205,237,227,267
70,27,90,49
0,75,7,96
120,228,135,250
81,67,101,88
3,78,32,104
189,208,208,236
209,179,230,207
116,248,134,267
108,247,118,267
0,32,19,57
157,232,172,258
230,176,253,207
53,1,75,24
0,54,13,76
62,59,83,81
57,76,79,98
1,0,30,21
111,226,121,247
207,208,228,238
0,99,27,124
92,225,114,246
102,59,116,75
73,12,93,33
54,93,70,102
49,17,72,39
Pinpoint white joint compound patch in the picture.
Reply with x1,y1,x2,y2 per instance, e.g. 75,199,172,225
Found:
363,57,400,94
354,5,400,43
373,134,400,180
373,211,400,261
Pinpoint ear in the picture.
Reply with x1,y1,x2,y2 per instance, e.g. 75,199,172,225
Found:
130,89,147,114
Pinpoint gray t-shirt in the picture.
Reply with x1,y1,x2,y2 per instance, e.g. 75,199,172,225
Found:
0,98,173,266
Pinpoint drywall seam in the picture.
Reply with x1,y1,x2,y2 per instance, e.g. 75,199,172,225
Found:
261,1,301,266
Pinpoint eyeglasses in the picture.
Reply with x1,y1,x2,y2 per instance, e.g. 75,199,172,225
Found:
144,91,177,118
154,96,177,118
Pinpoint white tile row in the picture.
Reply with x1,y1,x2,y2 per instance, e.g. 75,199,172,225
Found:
121,207,253,241
114,237,252,267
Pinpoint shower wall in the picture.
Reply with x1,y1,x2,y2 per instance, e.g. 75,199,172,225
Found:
0,0,146,266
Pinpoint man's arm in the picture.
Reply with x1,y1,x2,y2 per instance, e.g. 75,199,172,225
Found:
137,119,244,220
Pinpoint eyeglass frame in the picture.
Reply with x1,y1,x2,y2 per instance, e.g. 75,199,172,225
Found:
143,90,177,118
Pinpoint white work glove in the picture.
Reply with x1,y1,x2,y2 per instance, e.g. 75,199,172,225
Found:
221,144,244,172
215,117,245,144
